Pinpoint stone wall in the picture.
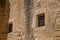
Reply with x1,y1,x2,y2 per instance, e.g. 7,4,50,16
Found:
7,0,25,40
33,0,60,40
7,0,60,40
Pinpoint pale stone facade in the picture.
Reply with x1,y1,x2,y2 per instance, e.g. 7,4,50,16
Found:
7,0,60,40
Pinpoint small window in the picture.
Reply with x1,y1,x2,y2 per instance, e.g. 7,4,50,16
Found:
9,23,13,33
0,0,5,9
37,13,45,27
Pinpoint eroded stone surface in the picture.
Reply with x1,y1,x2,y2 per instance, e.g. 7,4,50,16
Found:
7,0,60,40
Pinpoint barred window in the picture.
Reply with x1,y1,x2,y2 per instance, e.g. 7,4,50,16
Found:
37,14,45,27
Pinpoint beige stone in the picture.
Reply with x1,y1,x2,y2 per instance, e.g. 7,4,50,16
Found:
7,0,60,40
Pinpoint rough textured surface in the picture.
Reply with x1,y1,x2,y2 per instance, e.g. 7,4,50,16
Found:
7,0,25,40
7,0,60,40
0,0,9,40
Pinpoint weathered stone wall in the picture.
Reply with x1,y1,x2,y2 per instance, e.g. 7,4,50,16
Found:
7,0,25,40
7,0,60,40
32,0,60,40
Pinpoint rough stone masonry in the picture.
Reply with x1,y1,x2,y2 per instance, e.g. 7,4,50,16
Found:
7,0,60,40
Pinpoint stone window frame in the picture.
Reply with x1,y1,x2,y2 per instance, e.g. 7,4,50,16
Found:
36,13,45,27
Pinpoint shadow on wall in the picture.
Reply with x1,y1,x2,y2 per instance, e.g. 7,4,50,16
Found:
0,0,10,40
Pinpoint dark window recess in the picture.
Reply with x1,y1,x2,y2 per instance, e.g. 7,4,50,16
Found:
0,0,5,9
9,24,13,33
38,14,45,27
